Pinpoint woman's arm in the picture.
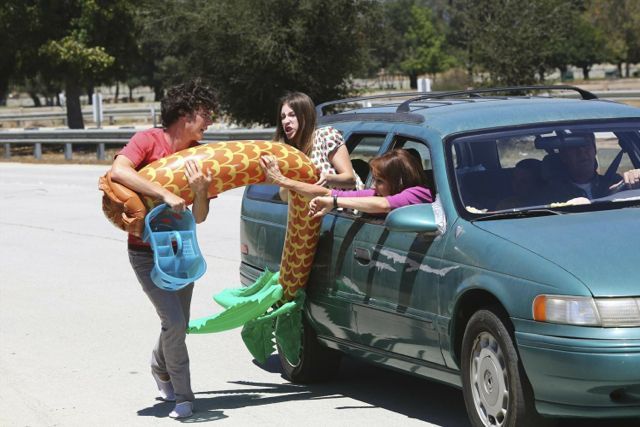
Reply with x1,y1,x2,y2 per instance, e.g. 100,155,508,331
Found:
309,195,391,218
321,145,357,188
110,155,186,211
260,155,332,199
308,186,433,218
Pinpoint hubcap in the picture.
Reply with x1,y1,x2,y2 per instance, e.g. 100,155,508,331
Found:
469,332,509,426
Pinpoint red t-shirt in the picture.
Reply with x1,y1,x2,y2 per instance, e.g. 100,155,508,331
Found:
118,128,174,170
117,128,201,247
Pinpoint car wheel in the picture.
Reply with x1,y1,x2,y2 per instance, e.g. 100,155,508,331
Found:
278,315,341,383
461,309,540,427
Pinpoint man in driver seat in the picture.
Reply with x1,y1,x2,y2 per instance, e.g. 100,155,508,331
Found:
549,132,640,202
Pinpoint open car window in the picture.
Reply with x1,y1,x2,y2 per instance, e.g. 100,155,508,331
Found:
450,121,640,216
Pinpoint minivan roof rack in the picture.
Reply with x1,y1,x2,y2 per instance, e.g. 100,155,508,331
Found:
316,92,431,117
396,85,597,113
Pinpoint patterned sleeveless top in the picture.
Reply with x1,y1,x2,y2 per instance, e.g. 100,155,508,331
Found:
310,126,364,190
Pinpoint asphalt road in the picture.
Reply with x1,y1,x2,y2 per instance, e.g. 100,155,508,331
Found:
0,163,637,427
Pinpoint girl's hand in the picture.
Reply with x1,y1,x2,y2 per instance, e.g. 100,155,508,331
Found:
259,155,285,184
185,159,212,196
309,196,333,218
314,172,328,187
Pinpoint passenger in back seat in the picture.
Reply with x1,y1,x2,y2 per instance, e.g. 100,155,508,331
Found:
496,159,544,210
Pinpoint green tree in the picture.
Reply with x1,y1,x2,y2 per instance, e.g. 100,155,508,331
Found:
2,0,138,127
0,1,38,105
449,0,576,86
569,13,607,80
40,35,114,128
221,0,374,124
152,0,376,125
590,0,640,77
399,6,453,88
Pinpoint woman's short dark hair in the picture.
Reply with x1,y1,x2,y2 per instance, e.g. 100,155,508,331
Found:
273,92,316,156
161,79,217,128
370,149,429,195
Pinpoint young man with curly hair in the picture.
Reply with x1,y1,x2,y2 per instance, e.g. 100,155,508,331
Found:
109,79,217,419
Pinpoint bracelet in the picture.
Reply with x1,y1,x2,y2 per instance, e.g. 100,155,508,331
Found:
332,195,338,209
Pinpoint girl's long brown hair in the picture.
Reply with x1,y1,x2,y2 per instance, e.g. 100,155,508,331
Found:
273,92,317,156
370,149,429,195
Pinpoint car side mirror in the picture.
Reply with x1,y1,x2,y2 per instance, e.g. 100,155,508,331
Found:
384,203,439,233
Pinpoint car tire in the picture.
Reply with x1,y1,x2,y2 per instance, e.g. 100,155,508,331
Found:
278,315,342,383
461,308,543,427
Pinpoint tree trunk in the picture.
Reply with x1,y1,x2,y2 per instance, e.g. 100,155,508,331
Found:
65,78,84,129
408,72,418,90
114,82,119,103
87,85,94,105
28,92,42,107
582,66,590,80
0,80,8,106
625,62,630,78
559,65,567,81
153,83,163,101
617,62,623,77
129,85,134,102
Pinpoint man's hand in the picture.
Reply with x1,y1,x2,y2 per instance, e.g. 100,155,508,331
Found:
185,159,212,196
163,192,186,211
609,168,640,192
623,169,640,189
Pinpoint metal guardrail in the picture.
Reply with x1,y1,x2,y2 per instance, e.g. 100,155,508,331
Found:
0,107,161,127
0,128,275,161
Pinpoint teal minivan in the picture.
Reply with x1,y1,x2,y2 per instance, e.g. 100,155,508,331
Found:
239,86,640,426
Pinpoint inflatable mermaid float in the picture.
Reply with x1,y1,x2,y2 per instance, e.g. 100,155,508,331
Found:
99,140,321,364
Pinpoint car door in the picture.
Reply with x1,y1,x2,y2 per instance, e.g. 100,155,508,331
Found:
306,131,389,341
348,135,446,365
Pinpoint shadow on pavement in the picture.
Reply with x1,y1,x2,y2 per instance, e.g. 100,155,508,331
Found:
196,355,470,426
139,355,640,426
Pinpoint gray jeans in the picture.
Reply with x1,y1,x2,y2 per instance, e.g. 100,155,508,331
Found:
128,249,195,403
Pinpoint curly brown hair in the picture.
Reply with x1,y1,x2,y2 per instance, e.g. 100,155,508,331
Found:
160,79,218,128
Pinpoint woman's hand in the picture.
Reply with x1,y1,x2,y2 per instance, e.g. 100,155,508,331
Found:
260,155,286,185
185,159,212,196
309,196,334,218
314,172,328,187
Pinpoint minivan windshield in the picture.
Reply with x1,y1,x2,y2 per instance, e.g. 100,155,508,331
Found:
450,121,640,215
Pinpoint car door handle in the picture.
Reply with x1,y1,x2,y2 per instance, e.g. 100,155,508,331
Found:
353,247,371,264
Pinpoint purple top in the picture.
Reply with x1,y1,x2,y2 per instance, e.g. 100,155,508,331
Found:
331,186,433,210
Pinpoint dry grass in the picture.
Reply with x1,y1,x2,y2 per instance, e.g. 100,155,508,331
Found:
1,145,119,165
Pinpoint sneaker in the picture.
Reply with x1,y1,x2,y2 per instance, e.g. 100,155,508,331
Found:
169,401,193,419
152,371,176,402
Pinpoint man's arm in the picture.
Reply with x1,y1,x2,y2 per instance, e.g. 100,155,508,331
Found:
110,154,186,211
184,160,212,223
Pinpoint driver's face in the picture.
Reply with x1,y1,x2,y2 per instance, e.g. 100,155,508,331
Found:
561,143,596,184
